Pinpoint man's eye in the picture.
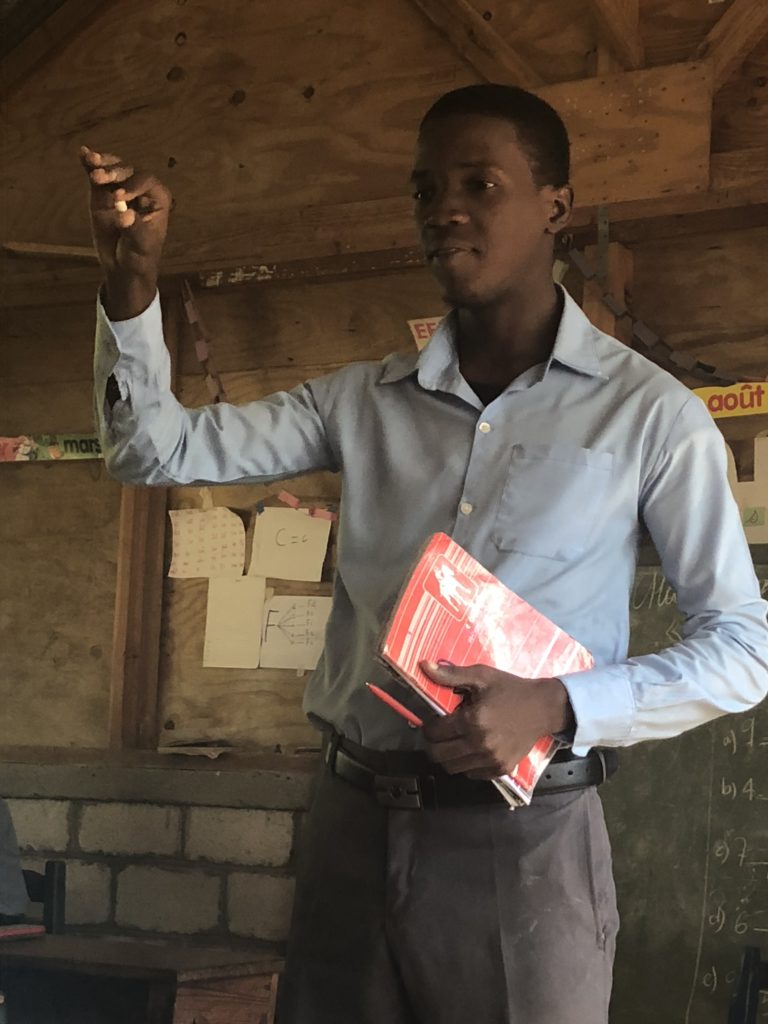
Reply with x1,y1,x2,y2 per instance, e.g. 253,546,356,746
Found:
471,179,496,192
412,189,432,202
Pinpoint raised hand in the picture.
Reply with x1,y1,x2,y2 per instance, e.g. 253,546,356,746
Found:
80,145,172,319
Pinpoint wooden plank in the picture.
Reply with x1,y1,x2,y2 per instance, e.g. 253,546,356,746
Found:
691,0,768,92
0,0,116,96
711,32,768,154
109,298,181,749
582,242,634,344
631,225,768,383
583,0,644,69
175,271,435,376
109,485,168,749
1,241,97,262
408,0,543,87
173,972,279,1024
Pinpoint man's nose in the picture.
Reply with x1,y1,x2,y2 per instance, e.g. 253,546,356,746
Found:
421,191,470,227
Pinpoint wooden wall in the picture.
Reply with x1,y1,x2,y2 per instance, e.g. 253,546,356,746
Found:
0,303,121,748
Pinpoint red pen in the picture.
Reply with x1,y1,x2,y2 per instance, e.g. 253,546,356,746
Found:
365,682,424,728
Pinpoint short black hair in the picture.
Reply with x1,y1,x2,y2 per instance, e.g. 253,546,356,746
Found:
419,84,570,189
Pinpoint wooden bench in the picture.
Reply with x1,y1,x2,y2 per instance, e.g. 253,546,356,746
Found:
0,934,282,1023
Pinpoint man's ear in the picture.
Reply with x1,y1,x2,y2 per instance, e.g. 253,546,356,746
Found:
545,184,574,234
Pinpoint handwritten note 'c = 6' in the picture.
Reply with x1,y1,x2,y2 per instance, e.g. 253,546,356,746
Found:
248,507,331,582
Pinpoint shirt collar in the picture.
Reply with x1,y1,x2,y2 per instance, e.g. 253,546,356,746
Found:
378,285,609,389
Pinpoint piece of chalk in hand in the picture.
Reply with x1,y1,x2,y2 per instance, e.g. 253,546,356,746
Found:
114,199,128,213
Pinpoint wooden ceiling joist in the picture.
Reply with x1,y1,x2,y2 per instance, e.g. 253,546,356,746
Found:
692,0,768,92
583,0,644,70
408,0,544,88
0,0,116,95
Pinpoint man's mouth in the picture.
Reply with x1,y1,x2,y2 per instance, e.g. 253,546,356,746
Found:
428,246,474,261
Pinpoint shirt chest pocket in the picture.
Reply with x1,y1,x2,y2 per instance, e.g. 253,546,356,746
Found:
493,444,614,561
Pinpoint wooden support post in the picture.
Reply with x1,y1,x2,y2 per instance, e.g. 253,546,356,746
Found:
109,485,168,750
582,242,634,345
109,293,181,749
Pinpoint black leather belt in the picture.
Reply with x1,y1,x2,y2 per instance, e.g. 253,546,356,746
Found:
324,735,617,810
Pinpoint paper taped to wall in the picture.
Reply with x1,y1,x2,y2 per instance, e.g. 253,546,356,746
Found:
259,595,332,670
203,576,266,668
248,507,331,582
168,508,246,578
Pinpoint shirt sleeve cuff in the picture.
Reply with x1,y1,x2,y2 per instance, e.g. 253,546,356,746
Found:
97,287,162,346
557,665,636,755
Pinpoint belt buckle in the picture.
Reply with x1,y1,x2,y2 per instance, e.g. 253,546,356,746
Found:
373,774,423,809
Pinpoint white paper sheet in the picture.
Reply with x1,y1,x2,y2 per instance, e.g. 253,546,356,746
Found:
259,595,332,670
203,576,266,668
726,435,768,543
248,507,331,581
168,507,246,578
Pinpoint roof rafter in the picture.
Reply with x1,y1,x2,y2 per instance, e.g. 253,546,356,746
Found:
692,0,768,92
408,0,544,88
0,0,115,96
583,0,644,70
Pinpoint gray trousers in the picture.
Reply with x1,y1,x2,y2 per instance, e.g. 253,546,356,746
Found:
277,765,618,1024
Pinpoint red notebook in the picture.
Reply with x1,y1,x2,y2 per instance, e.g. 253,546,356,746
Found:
379,533,593,807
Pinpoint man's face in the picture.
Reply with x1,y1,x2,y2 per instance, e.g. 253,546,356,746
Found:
411,113,563,307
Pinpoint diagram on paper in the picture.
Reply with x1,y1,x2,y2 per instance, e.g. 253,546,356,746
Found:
259,595,333,670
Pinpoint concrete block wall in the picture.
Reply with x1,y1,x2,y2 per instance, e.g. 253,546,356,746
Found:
5,795,300,944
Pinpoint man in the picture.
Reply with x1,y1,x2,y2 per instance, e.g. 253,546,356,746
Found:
0,799,28,924
84,85,768,1023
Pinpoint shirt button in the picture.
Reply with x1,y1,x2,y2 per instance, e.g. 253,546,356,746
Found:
460,501,473,516
478,421,491,433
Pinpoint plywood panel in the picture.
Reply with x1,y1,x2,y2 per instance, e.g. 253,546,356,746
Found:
1,0,711,271
0,459,120,748
176,269,440,376
2,303,97,385
632,226,768,381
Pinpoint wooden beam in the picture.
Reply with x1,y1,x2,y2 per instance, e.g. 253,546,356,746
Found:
692,0,768,92
1,241,97,262
109,296,180,750
408,0,543,88
2,147,766,304
583,0,644,70
582,242,634,344
0,0,116,96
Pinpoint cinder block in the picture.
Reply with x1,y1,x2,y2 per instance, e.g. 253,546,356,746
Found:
186,808,294,867
227,873,295,941
5,799,70,852
79,803,181,856
116,865,220,934
66,861,112,925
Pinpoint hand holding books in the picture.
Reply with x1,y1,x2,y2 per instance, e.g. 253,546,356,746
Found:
419,660,575,781
376,533,593,807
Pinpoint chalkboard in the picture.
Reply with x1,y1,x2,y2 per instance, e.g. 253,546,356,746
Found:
605,548,768,1024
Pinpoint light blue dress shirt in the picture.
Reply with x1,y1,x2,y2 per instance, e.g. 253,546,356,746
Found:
94,286,768,755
